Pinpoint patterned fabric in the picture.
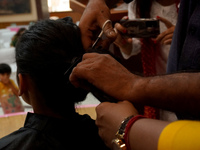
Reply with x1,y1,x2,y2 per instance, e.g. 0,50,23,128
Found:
141,38,160,119
0,79,24,114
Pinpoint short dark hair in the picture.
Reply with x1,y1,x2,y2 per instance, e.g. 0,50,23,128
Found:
15,17,88,116
0,63,11,75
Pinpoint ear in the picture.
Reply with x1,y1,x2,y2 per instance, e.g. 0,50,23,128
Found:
18,73,27,96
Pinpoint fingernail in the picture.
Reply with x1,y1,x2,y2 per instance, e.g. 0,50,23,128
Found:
109,30,116,37
156,16,160,19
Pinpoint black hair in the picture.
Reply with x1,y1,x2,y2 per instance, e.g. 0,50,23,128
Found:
0,63,11,75
135,0,152,18
15,17,88,116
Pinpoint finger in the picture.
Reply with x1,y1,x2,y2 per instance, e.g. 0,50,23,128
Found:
160,34,173,45
82,53,100,61
96,102,111,117
102,20,117,41
122,16,129,20
156,26,174,42
69,57,96,87
69,66,85,88
127,38,133,44
163,39,172,45
81,30,94,50
114,23,127,33
157,16,173,28
156,31,167,42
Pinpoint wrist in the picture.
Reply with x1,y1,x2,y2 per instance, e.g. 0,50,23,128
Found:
124,115,146,150
112,115,134,150
112,115,146,150
126,75,147,103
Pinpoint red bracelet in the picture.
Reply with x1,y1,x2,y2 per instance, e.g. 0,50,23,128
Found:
124,115,146,150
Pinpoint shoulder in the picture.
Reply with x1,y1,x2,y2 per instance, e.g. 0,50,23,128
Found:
0,128,34,149
73,114,110,150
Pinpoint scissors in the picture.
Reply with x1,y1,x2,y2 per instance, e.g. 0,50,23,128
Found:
91,20,112,48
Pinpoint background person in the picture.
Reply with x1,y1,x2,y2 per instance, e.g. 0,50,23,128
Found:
0,63,24,114
114,0,179,120
10,27,26,47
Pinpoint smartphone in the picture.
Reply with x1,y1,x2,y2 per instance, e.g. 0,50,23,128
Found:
120,18,160,38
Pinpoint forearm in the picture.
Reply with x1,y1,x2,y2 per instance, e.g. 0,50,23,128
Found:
129,119,200,150
129,118,169,150
131,73,200,115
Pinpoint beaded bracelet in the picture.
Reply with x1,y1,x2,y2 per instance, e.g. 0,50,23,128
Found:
124,115,146,150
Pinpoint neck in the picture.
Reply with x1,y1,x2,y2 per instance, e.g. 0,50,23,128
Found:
33,103,76,119
33,105,64,119
31,97,76,119
25,91,67,119
156,0,177,6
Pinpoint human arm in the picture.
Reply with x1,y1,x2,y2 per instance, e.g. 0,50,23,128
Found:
96,101,200,150
79,0,118,49
70,53,200,116
95,101,169,150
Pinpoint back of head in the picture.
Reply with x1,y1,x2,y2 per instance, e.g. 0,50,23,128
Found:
16,17,88,116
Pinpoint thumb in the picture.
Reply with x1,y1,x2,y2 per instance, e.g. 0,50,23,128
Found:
157,16,173,29
101,20,117,42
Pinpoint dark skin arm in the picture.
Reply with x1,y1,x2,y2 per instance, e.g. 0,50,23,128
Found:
70,53,200,116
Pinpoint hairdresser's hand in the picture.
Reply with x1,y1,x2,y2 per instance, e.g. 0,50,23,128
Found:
79,0,117,50
96,101,138,148
69,53,141,101
114,21,133,55
156,16,175,45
